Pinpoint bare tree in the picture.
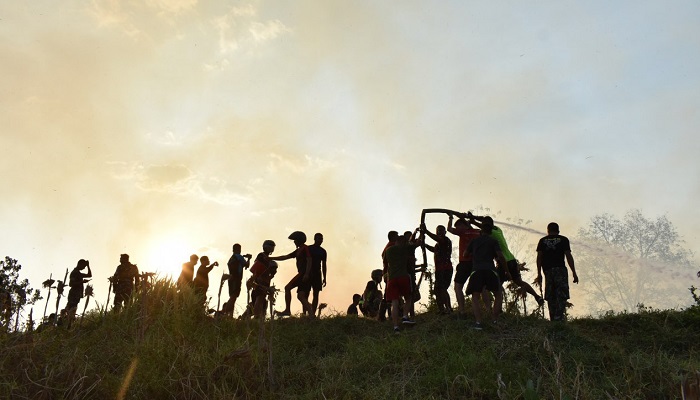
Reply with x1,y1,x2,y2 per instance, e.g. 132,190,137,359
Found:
577,210,697,312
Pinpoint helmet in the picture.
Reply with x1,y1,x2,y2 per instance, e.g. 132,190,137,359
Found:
371,269,383,281
262,240,276,251
288,231,307,243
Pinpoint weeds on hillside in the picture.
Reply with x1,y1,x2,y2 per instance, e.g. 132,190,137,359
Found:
0,277,698,399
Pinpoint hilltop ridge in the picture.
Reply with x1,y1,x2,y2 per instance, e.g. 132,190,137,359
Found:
1,280,698,399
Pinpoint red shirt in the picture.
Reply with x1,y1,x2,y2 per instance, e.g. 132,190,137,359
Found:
457,229,481,262
251,253,272,286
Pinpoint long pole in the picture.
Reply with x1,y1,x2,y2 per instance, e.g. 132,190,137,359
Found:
42,273,54,321
54,268,68,325
105,278,113,314
217,273,228,312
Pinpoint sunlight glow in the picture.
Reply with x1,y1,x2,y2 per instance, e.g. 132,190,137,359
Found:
144,235,192,280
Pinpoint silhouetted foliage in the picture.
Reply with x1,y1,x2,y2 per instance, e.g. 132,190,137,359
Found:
0,256,42,330
577,209,697,312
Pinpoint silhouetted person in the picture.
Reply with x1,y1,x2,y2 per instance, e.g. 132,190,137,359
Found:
193,256,218,303
468,213,545,307
272,231,312,318
464,218,507,329
379,230,400,321
360,269,383,318
384,234,418,333
112,254,139,311
249,240,278,319
404,229,422,319
223,244,251,316
448,216,481,316
308,233,328,316
536,222,578,321
65,259,92,323
421,223,454,314
177,254,198,289
347,294,361,315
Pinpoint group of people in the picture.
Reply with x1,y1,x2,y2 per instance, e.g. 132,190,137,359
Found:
351,211,578,332
174,231,329,320
52,210,578,332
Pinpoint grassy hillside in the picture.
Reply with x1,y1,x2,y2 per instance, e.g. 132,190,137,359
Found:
1,280,698,399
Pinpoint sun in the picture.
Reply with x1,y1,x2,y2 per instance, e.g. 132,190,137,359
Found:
144,235,192,281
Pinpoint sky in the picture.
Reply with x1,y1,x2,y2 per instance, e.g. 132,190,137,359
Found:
2,1,699,318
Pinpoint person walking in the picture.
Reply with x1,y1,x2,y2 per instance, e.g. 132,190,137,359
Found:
535,222,578,321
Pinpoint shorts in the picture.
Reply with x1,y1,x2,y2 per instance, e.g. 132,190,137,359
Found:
310,270,323,292
386,275,411,301
454,261,472,285
288,273,312,294
498,259,522,283
66,288,82,309
228,276,242,298
465,269,501,295
435,268,453,290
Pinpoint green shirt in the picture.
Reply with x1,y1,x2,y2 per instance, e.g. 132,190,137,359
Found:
384,244,414,280
490,227,515,262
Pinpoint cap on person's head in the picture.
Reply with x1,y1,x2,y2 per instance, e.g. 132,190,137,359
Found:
547,222,560,233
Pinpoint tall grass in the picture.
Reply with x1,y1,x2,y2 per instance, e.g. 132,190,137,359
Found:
0,278,698,399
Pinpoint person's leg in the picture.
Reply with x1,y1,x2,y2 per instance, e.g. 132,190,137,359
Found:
391,299,400,329
454,282,465,314
509,260,543,304
253,292,265,319
311,289,320,316
279,275,299,315
297,290,313,318
471,293,483,325
493,290,503,320
405,294,414,321
482,288,493,311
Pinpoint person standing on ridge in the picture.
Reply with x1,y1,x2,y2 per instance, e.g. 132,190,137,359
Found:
112,254,139,311
379,230,400,321
384,233,419,333
64,259,92,323
464,218,507,329
272,231,313,318
467,212,545,307
193,256,218,303
248,240,278,319
308,233,328,317
223,244,251,316
536,222,578,321
177,254,198,289
448,215,481,317
421,223,454,314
